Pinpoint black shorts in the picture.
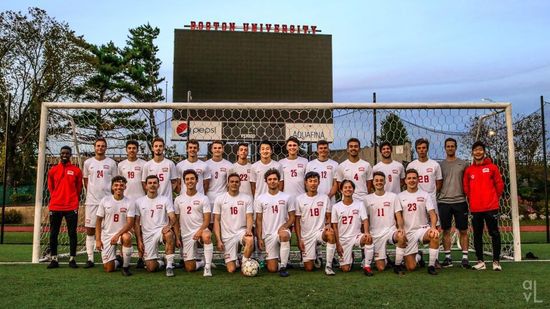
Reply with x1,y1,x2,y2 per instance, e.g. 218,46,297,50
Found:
437,202,469,231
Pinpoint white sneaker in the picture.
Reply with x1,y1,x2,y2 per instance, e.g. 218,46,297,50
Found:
325,266,335,276
165,267,175,277
472,261,486,270
203,267,212,277
492,262,502,271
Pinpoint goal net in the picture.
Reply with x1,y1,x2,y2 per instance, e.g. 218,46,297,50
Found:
33,102,520,262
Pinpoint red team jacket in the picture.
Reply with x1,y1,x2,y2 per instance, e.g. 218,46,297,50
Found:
47,162,83,211
463,158,504,213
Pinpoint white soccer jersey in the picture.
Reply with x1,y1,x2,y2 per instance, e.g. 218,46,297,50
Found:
306,159,338,196
398,189,435,233
250,160,284,198
295,193,331,239
254,191,295,238
176,159,211,194
336,159,373,200
364,192,400,238
135,195,174,236
142,158,178,198
373,161,405,194
174,192,211,240
280,157,308,197
213,192,253,240
118,158,146,200
331,200,368,241
206,158,233,205
406,159,442,201
83,157,118,205
230,162,253,196
97,195,135,238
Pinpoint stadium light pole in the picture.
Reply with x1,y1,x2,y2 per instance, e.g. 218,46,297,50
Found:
373,92,377,164
164,80,168,142
1,94,11,244
542,96,550,243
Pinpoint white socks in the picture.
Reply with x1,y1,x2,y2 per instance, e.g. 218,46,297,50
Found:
204,243,214,269
280,241,290,268
429,248,439,267
122,246,133,268
166,254,175,269
86,235,95,262
326,243,336,268
363,244,374,267
395,247,405,265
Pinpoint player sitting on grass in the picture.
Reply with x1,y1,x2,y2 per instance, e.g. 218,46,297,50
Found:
213,173,254,273
331,180,374,276
295,171,337,275
95,176,135,276
398,169,440,275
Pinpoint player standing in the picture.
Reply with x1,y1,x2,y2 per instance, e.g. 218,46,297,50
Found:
255,169,295,277
118,140,146,201
305,140,338,203
280,137,308,197
250,140,284,198
331,180,374,275
398,169,440,275
230,142,253,196
438,138,470,268
142,137,178,198
335,138,373,201
95,176,135,276
176,139,210,194
213,173,254,273
206,140,233,211
406,138,442,214
373,142,405,194
295,171,336,275
135,175,177,276
173,169,214,276
83,137,118,268
364,171,406,274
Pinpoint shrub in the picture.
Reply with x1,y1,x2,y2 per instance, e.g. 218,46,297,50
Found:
10,193,33,204
1,209,23,224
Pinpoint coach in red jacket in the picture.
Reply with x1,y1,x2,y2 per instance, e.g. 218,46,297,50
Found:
46,146,83,269
463,141,504,271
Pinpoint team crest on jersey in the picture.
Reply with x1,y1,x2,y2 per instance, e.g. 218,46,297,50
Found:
134,166,141,171
298,164,304,168
220,167,227,172
392,169,398,174
162,168,168,172
193,201,200,205
237,201,245,206
246,169,251,173
470,175,475,179
482,168,490,173
197,169,203,174
352,209,359,215
156,204,163,209
278,200,286,205
67,170,74,175
359,167,365,172
327,165,333,170
417,197,425,202
383,202,391,207
427,168,433,173
104,165,110,169
120,207,127,213
317,201,324,207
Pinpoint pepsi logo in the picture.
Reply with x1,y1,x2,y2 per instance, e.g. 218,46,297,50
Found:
176,122,189,138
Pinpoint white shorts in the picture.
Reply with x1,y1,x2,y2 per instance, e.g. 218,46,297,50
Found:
372,227,396,261
100,235,121,264
301,229,325,262
264,229,291,260
181,237,200,261
222,229,247,263
339,234,363,266
404,226,430,256
143,228,164,261
85,204,99,228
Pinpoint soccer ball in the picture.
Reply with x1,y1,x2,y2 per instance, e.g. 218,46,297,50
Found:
241,259,260,277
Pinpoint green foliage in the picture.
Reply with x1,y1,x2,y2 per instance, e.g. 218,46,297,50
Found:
378,113,410,145
10,193,33,204
1,209,23,224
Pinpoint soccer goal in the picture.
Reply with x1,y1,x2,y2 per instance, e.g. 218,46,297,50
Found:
32,102,521,263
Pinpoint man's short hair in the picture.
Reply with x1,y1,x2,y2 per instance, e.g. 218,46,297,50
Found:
145,175,159,183
183,169,198,180
472,141,486,151
94,137,107,146
317,140,329,147
60,145,72,154
264,168,280,182
237,142,249,148
339,179,356,191
260,140,272,150
445,138,457,147
415,138,429,149
347,138,361,148
187,139,199,148
304,171,320,181
112,175,128,185
405,168,419,177
379,141,392,152
227,172,240,182
286,136,300,147
152,137,165,146
126,140,139,148
373,171,386,179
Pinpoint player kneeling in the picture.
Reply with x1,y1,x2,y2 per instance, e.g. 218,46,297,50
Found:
365,172,407,274
95,176,135,276
295,171,337,275
174,169,214,277
332,180,374,275
398,169,440,275
135,175,178,277
213,173,254,273
255,169,295,277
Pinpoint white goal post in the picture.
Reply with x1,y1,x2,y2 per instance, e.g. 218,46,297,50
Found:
32,102,521,263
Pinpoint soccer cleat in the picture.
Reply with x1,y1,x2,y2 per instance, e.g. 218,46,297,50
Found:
115,255,123,268
385,256,395,270
434,259,442,269
332,257,340,268
165,267,175,277
84,260,95,269
122,267,132,276
417,253,425,268
461,258,471,269
393,264,405,275
314,256,323,269
363,266,374,277
472,261,486,270
174,260,184,269
428,265,438,275
203,267,212,277
279,267,290,277
136,258,145,269
324,266,335,276
492,262,502,271
47,260,59,269
68,259,78,269
441,257,453,268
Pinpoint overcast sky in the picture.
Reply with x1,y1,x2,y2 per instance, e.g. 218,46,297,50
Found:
2,0,550,114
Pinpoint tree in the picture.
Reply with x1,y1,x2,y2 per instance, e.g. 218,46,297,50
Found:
121,23,165,152
0,8,92,185
378,113,410,145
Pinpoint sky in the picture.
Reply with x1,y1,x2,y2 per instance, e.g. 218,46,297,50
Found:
2,0,550,114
